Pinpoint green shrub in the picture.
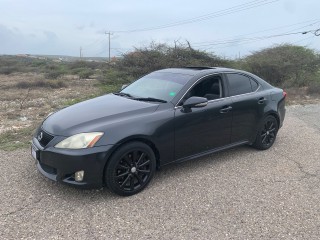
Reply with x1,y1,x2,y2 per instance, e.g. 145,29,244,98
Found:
44,69,66,79
0,66,19,75
240,44,320,87
71,68,94,79
97,68,135,85
117,42,231,78
68,60,104,70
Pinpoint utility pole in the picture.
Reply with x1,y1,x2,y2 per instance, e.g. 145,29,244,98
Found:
105,31,112,62
80,46,82,59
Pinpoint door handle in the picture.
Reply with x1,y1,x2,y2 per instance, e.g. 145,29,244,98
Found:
258,97,266,104
220,106,232,113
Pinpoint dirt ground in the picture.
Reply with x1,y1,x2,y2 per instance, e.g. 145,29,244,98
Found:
0,73,99,134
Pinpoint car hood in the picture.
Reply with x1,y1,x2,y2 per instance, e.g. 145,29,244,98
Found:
42,94,159,136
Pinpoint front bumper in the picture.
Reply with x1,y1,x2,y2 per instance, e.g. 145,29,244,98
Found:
32,137,114,189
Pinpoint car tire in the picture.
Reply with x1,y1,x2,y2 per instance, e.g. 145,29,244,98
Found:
252,115,279,150
105,141,156,196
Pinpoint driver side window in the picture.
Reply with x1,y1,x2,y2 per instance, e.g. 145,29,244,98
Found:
181,75,222,104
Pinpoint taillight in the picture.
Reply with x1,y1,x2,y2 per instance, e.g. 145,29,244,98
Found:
283,91,287,98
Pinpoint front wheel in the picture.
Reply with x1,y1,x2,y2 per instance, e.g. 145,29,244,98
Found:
252,115,279,150
105,142,156,196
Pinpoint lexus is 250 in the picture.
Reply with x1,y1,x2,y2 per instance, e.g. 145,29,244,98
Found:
31,67,286,196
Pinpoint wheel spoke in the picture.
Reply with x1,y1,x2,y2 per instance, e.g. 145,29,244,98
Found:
136,152,145,166
116,171,129,179
134,173,143,184
130,176,134,190
137,169,150,174
265,135,270,144
269,122,274,130
269,128,276,133
262,135,267,144
118,164,129,169
120,175,130,188
138,159,150,168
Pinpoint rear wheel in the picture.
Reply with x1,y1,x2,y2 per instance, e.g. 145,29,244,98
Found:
105,142,156,196
253,115,278,150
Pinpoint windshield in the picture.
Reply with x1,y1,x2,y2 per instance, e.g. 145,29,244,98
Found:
120,72,192,102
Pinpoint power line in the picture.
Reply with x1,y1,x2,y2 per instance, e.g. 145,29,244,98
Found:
109,0,279,33
191,19,320,46
201,28,320,52
193,28,320,49
292,36,316,44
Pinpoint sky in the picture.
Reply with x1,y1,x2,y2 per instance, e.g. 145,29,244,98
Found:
0,0,319,59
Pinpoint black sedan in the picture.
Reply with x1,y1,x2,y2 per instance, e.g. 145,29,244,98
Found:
31,67,286,196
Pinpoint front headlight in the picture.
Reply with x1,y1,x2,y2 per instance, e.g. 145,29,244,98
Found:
55,132,104,149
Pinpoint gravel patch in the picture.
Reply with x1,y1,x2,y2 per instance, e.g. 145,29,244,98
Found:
0,104,320,239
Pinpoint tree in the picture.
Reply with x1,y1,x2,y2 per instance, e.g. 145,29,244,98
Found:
118,41,231,77
242,44,320,87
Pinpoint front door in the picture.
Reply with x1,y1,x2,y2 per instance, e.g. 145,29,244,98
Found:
174,98,233,160
174,75,233,160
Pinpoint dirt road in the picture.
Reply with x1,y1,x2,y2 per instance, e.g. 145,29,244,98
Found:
0,104,320,239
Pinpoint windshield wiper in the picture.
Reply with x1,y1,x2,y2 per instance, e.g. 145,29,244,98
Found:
133,97,167,103
114,93,167,103
113,92,133,98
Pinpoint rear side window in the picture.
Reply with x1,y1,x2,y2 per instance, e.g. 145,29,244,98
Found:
250,79,259,91
227,73,255,96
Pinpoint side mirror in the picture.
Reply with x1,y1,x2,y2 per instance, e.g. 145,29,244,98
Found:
121,84,128,90
182,97,208,112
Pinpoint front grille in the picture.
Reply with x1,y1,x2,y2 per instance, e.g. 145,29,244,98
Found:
37,129,54,147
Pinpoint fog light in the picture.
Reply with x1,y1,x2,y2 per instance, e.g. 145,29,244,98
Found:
75,170,84,182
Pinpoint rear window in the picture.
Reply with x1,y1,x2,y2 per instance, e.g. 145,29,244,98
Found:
227,73,254,96
250,79,259,91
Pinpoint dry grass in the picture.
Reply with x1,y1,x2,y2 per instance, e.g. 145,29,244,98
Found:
0,73,100,136
285,87,320,105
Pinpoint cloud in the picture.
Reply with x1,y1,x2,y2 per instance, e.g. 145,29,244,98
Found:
0,25,23,52
75,22,96,31
75,24,86,30
0,25,64,55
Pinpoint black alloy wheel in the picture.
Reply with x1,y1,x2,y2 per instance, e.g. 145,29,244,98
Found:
105,142,156,196
253,115,278,150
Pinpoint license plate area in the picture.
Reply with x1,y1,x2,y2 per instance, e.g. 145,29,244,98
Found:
31,144,39,161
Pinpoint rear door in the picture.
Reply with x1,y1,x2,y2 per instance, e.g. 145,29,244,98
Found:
225,73,266,143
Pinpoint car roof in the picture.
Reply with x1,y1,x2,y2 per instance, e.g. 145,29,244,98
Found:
156,67,243,76
155,67,273,88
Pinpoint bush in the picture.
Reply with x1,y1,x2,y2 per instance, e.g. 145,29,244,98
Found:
0,66,19,75
44,69,65,79
97,68,135,85
307,81,320,95
71,68,94,79
68,60,104,70
117,42,231,78
15,80,67,89
241,44,320,87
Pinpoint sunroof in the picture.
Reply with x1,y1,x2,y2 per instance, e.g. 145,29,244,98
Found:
183,66,215,70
